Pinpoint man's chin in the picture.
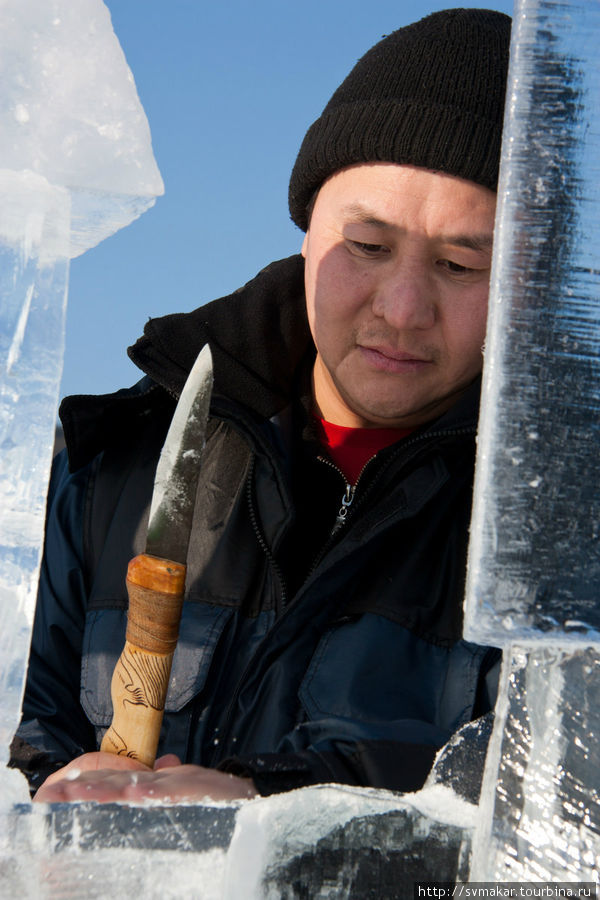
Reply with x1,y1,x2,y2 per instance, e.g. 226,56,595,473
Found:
341,382,475,429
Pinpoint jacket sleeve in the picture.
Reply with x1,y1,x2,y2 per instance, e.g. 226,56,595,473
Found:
219,738,440,795
219,649,501,796
9,450,97,793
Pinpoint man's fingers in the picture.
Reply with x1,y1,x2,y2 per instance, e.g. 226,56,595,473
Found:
154,753,181,770
34,760,258,804
33,751,151,802
35,768,146,803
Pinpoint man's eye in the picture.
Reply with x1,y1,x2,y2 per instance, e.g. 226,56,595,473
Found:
349,241,388,256
438,259,473,275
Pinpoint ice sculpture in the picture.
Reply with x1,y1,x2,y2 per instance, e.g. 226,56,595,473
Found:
0,0,163,807
465,0,600,883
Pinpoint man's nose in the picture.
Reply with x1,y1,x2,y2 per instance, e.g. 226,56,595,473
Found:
371,264,436,330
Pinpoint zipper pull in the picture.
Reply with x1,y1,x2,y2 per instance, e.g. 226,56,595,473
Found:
332,483,356,534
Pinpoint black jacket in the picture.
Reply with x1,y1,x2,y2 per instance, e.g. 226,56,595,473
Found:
13,255,500,796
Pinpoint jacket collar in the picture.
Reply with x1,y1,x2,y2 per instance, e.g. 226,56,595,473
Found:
128,254,310,417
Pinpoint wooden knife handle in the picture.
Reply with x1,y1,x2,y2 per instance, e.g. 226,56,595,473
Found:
100,553,186,768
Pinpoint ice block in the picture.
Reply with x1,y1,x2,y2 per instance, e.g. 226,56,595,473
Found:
0,0,163,801
465,0,600,884
471,645,599,880
0,0,163,256
464,0,600,646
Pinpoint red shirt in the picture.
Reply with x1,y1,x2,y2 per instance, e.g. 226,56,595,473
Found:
315,417,413,485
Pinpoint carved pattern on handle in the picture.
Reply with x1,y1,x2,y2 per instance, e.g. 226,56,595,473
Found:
101,725,134,758
117,644,171,711
100,640,175,767
101,554,186,768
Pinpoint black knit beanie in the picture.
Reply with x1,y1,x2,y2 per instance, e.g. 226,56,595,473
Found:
288,8,511,231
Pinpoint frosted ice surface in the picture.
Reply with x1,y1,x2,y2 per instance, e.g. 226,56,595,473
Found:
224,785,474,899
425,714,494,806
464,0,600,646
0,785,478,898
0,179,70,776
0,0,163,801
465,0,600,888
0,0,164,256
1,844,228,900
470,646,600,881
0,783,483,897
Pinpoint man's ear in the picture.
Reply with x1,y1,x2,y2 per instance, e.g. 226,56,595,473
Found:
301,231,309,259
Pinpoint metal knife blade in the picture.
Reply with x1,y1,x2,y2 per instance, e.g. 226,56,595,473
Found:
145,343,213,564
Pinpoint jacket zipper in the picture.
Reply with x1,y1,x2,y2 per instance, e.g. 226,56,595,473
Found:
316,455,370,536
333,481,355,533
306,424,476,578
208,422,476,763
246,454,288,612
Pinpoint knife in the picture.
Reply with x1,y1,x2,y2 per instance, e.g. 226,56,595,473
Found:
100,344,213,767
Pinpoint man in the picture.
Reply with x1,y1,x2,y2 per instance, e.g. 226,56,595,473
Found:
11,7,510,803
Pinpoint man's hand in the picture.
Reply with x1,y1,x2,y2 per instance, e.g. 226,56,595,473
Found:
33,752,258,804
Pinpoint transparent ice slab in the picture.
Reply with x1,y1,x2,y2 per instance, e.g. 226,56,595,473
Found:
0,0,164,257
1,802,236,899
0,784,476,899
0,0,163,810
464,0,600,646
465,0,600,887
470,646,600,881
224,784,476,899
0,176,71,788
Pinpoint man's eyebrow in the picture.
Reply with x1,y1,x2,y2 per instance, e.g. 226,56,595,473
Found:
340,204,391,227
441,233,494,252
341,204,494,251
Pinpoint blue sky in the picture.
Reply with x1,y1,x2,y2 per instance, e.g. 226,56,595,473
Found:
62,0,514,400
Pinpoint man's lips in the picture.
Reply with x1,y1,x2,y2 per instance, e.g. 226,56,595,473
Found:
358,344,433,373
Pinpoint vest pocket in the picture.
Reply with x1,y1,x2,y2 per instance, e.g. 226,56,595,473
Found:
80,602,233,727
299,613,484,733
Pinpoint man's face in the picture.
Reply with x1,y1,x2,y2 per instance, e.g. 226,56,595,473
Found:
302,162,497,428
